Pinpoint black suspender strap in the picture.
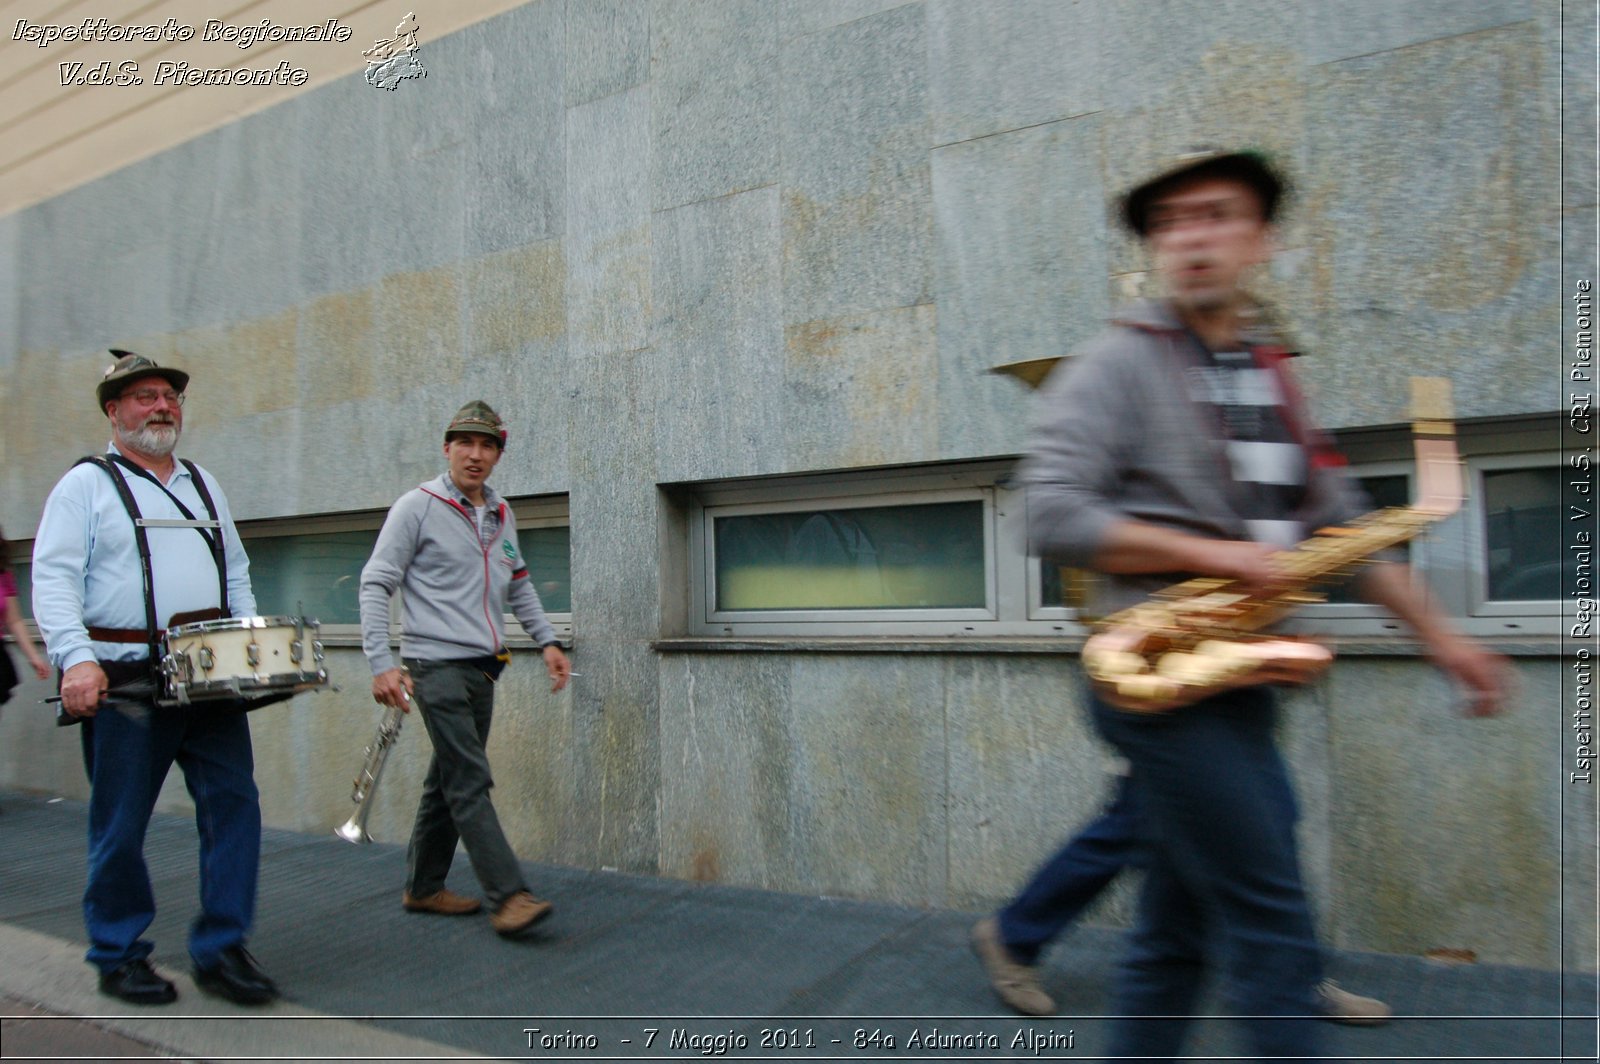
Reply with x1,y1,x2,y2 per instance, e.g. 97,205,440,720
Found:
179,458,229,618
73,454,233,649
72,455,161,664
103,454,230,618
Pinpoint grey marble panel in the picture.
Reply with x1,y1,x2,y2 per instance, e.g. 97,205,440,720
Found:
1324,657,1561,968
784,654,948,904
927,0,1103,146
932,116,1110,460
1560,2,1599,211
9,346,141,524
456,3,567,255
658,653,796,888
943,655,1127,916
781,0,919,38
782,303,938,470
165,110,304,328
296,75,387,299
0,218,15,375
780,4,932,323
650,0,780,210
1302,0,1536,65
294,391,443,516
1097,0,1310,111
98,239,174,344
368,112,468,282
458,240,571,497
568,346,660,640
189,407,305,521
560,637,662,872
1299,23,1558,427
483,653,583,866
567,86,651,359
567,0,650,106
1563,757,1598,970
14,207,64,354
652,188,785,481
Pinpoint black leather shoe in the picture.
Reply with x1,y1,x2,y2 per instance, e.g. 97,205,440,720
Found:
193,945,278,1005
98,959,177,1005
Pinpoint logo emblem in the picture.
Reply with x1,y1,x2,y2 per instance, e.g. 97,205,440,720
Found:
363,12,425,91
503,541,516,561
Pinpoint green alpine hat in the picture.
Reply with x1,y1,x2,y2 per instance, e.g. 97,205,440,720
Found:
445,399,508,449
1121,148,1286,237
97,349,189,410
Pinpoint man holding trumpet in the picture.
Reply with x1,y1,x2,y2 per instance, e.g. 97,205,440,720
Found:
359,400,571,937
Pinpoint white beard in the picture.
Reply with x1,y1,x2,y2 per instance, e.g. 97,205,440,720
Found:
122,422,180,458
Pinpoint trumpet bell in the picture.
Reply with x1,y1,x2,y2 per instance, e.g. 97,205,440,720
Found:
335,814,374,845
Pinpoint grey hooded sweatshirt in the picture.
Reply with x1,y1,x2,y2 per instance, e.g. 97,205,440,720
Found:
1017,299,1369,619
360,473,558,674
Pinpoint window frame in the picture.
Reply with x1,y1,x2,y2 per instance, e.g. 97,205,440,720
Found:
507,495,572,642
684,461,1071,638
236,509,391,646
1289,458,1430,637
235,493,573,647
1464,451,1563,624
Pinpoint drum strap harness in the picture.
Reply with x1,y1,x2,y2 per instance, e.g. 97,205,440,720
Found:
73,454,231,670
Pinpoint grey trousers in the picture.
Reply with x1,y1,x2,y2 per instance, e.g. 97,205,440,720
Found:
403,658,526,909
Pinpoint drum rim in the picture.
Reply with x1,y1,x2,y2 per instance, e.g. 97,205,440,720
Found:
165,615,317,636
180,671,327,691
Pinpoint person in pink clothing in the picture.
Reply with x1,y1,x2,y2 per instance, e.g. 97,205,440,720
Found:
0,527,51,707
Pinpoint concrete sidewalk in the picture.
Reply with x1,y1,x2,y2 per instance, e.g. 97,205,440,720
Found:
0,791,1593,1062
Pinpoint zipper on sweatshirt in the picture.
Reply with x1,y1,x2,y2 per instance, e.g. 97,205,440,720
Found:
421,488,505,651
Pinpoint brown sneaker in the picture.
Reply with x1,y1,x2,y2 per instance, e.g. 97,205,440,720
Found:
490,890,553,936
403,889,482,916
970,916,1054,1016
1316,979,1392,1026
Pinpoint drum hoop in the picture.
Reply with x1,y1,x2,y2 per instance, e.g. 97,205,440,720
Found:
165,615,317,638
181,672,326,691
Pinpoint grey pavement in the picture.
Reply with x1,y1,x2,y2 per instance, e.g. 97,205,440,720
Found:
0,790,1593,1063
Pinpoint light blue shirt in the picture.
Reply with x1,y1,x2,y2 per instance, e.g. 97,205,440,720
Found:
32,443,256,671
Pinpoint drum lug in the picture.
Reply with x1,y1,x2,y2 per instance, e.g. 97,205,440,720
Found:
312,640,325,662
246,642,261,667
198,647,214,671
290,640,303,664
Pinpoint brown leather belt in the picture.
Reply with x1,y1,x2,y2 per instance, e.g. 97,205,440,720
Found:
87,626,156,644
87,609,225,644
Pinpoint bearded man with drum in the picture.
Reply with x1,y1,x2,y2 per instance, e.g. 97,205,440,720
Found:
987,152,1509,1061
360,401,571,938
32,351,277,1006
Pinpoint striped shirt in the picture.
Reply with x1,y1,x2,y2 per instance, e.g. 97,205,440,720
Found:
1185,348,1308,548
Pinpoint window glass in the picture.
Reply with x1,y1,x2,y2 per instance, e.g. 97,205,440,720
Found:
1325,474,1412,604
1483,467,1561,601
1040,563,1095,612
242,530,377,624
516,525,571,614
713,500,985,611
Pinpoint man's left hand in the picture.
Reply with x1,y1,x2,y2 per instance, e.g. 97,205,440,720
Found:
1431,637,1511,718
543,645,571,692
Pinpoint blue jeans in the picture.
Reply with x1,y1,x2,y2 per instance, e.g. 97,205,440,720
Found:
1091,686,1324,1064
998,772,1141,965
80,700,261,972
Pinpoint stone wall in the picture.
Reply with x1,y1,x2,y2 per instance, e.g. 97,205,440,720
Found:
0,0,1590,971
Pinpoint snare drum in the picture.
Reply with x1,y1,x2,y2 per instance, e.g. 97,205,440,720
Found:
160,615,328,707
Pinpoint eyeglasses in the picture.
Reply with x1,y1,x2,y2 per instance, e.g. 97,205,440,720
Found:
120,388,185,407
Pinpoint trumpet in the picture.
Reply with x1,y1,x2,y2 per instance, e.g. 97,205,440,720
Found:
335,676,409,844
